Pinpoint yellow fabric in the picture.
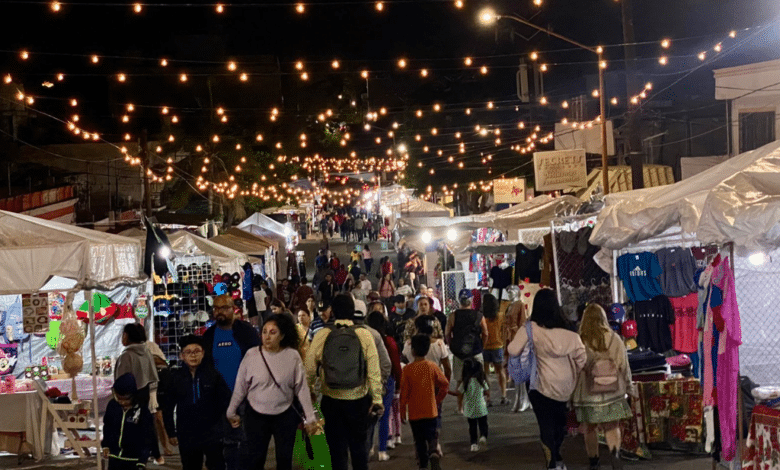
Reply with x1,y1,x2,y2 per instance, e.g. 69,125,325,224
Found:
305,320,383,405
296,323,308,361
484,311,505,350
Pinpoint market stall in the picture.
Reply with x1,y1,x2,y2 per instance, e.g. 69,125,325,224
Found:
210,227,281,284
237,212,296,251
588,140,780,464
0,210,145,465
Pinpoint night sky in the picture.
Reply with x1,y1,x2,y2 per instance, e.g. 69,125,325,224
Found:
0,0,777,193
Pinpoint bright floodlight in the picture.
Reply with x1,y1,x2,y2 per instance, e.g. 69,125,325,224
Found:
479,8,498,25
422,231,432,244
158,246,171,258
447,228,457,241
749,252,766,266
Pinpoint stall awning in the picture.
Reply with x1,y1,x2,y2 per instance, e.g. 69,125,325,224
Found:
0,210,143,294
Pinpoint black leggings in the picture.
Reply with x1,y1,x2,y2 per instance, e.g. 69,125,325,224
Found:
242,405,300,470
528,389,568,468
467,416,488,445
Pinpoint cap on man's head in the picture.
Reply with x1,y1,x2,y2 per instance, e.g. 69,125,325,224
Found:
113,373,137,396
317,301,330,313
458,288,473,302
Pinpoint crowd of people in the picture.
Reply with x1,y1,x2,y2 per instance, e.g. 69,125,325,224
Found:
102,236,635,470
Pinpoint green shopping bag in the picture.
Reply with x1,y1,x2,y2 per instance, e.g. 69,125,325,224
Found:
293,403,331,469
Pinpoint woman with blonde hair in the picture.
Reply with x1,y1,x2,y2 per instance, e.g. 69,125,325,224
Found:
572,304,635,470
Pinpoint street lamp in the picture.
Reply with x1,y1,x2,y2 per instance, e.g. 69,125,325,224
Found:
479,8,611,195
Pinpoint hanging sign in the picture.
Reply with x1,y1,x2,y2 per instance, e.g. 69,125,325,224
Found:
492,178,526,203
533,149,588,192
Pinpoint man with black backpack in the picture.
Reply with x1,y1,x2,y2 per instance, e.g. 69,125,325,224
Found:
445,289,489,415
305,294,384,470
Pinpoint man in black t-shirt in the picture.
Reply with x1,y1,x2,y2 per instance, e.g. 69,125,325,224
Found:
445,289,488,414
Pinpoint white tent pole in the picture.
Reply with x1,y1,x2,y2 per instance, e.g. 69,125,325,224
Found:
87,289,102,470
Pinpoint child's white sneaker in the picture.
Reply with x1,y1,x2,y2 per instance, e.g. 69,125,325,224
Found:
478,436,487,447
378,451,390,461
470,444,480,452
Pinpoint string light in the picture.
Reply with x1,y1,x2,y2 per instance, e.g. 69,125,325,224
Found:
398,58,407,68
160,58,168,67
117,73,127,82
216,3,224,13
698,52,706,61
455,0,464,8
91,55,99,64
420,69,429,77
361,70,369,79
295,3,305,13
661,38,671,49
301,72,309,80
240,73,248,81
659,56,668,65
50,1,61,12
180,73,188,82
133,3,142,14
20,50,29,61
480,66,488,74
331,60,340,69
530,52,539,61
375,1,384,11
227,61,237,71
57,73,64,81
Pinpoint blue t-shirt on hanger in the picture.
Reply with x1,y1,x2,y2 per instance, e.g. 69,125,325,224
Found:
617,252,665,302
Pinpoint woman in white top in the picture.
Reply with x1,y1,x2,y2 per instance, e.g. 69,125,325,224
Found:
508,289,587,470
227,314,319,470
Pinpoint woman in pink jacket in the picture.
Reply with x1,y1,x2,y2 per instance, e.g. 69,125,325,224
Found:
508,289,587,470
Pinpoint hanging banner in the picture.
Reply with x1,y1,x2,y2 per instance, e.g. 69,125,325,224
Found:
533,149,587,192
492,178,526,203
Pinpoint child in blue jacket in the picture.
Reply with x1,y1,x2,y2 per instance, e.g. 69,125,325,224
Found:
101,373,155,470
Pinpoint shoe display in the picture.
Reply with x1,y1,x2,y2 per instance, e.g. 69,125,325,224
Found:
470,444,480,452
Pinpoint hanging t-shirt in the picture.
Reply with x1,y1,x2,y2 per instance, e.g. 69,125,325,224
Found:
655,247,697,298
490,265,512,290
634,295,675,353
669,293,699,353
617,252,664,302
515,243,543,283
213,328,243,391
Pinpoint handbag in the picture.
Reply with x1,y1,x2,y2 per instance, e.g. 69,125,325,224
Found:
259,348,324,459
507,321,537,387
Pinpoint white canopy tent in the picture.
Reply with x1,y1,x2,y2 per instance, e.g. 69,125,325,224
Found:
210,228,281,282
590,140,780,251
236,212,291,249
0,210,143,295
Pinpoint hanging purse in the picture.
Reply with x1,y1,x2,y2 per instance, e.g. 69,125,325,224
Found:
507,321,537,386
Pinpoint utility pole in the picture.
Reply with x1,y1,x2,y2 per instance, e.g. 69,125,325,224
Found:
140,129,152,217
621,0,644,190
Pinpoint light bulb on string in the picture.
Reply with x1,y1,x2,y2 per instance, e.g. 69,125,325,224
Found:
659,56,668,65
361,70,369,79
375,1,384,11
331,60,340,69
301,72,309,80
398,58,407,68
91,55,99,64
133,3,142,13
50,1,61,12
661,38,671,49
216,3,224,13
240,73,248,81
227,61,237,71
420,69,429,77
117,73,127,82
698,52,706,61
295,3,305,13
464,57,473,66
180,73,188,82
57,73,64,81
480,66,488,74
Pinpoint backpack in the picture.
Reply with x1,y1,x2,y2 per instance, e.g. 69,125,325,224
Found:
508,321,536,385
321,324,367,389
450,310,483,359
587,334,620,393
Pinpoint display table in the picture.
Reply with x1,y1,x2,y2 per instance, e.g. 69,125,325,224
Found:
0,391,48,460
742,405,780,470
46,376,113,413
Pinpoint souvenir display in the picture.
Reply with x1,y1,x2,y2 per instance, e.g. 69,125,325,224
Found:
22,293,50,334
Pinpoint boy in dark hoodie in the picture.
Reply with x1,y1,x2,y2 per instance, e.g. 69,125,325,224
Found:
163,335,232,470
102,373,155,470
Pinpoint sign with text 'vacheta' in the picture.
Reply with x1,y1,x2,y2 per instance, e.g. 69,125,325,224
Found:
492,178,526,203
533,149,587,192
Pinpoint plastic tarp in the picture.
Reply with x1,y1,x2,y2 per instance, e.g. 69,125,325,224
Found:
697,142,780,252
590,140,780,250
0,210,142,295
237,212,289,238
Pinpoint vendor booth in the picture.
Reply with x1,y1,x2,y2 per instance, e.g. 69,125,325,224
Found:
588,140,780,466
0,210,145,465
210,227,281,284
237,212,296,251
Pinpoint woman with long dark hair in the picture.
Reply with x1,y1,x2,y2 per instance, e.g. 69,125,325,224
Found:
507,289,587,470
227,314,319,470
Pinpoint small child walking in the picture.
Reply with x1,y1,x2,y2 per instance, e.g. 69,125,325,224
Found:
101,373,155,470
400,334,449,470
460,358,489,452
